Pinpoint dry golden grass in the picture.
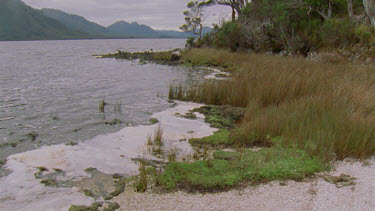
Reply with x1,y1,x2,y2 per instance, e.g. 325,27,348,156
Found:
171,48,375,161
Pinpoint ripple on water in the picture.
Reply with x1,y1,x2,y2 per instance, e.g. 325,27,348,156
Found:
0,117,16,121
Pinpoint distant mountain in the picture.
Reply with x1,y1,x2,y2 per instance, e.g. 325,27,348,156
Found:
157,27,212,38
0,0,207,41
0,0,90,41
41,8,111,36
157,30,189,38
107,20,191,38
40,9,191,38
107,21,159,37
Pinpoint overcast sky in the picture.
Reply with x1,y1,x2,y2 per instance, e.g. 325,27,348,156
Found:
22,0,231,30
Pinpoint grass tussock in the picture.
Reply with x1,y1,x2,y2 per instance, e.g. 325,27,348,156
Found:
99,99,107,113
134,164,162,193
152,125,164,148
170,48,375,161
146,125,165,156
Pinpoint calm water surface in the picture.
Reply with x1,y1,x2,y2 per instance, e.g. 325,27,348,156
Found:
0,39,205,160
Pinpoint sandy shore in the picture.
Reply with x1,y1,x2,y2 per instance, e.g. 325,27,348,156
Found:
113,158,375,210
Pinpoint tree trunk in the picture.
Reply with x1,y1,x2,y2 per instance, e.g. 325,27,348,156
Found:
199,24,203,40
232,6,236,22
234,2,242,17
347,0,353,17
328,0,333,20
363,0,375,26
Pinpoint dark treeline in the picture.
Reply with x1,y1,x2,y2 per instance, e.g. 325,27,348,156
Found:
190,0,375,55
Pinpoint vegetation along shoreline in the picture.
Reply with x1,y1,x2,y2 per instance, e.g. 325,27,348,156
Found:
95,45,375,195
79,0,375,209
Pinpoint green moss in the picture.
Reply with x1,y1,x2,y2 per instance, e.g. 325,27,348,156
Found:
213,150,239,160
82,189,94,197
206,116,231,129
189,130,232,148
68,205,92,211
105,119,123,126
112,173,123,179
189,125,273,149
10,142,18,147
66,141,78,146
37,167,48,172
103,202,120,211
109,178,126,197
27,131,38,141
84,167,97,173
34,167,49,179
159,146,326,192
192,105,245,129
68,202,102,211
40,179,57,187
149,118,159,125
104,196,113,200
176,112,197,120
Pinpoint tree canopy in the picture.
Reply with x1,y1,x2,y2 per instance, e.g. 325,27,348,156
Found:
180,1,209,39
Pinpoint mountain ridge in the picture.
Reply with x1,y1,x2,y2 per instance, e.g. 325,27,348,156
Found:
0,0,91,41
41,8,111,36
41,8,191,38
0,0,209,41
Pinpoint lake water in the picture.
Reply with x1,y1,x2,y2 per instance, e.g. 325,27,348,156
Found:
0,39,217,210
0,39,207,160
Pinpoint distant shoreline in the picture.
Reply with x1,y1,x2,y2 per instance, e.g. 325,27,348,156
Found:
0,37,188,42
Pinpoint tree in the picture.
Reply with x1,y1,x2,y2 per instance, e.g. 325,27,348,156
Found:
180,1,210,39
204,0,249,22
347,0,353,17
286,0,334,21
363,0,375,26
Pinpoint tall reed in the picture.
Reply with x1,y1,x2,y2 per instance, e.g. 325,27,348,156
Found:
171,48,375,160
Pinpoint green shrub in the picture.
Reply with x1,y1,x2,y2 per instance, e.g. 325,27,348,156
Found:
159,146,325,192
355,24,374,44
214,22,241,51
321,18,358,47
